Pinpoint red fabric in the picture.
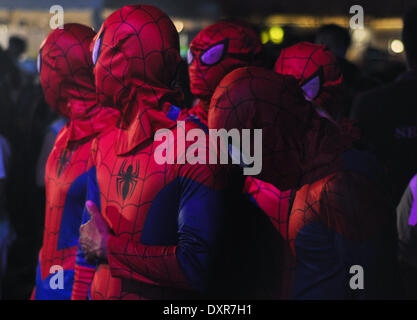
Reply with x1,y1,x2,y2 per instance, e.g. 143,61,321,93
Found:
186,101,208,124
35,24,119,300
209,66,394,299
188,20,263,111
106,235,187,288
284,170,394,299
93,5,183,155
30,287,36,300
88,5,228,300
88,122,225,300
39,23,119,147
274,42,344,119
209,66,349,191
71,265,95,300
243,177,292,238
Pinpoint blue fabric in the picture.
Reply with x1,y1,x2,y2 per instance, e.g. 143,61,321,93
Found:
57,172,89,250
293,221,388,300
35,171,89,299
187,116,209,134
140,179,180,245
165,105,209,134
166,105,181,121
141,177,225,292
0,135,11,180
342,149,385,185
49,118,67,136
34,263,75,300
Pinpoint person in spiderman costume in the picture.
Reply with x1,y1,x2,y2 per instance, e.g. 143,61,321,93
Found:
179,21,285,298
209,66,397,299
74,5,230,300
274,41,345,121
180,20,270,219
180,19,263,125
243,42,364,298
32,24,119,299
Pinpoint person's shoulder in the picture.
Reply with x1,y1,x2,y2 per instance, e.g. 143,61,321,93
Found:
309,170,391,239
360,73,417,100
355,82,392,103
351,79,406,120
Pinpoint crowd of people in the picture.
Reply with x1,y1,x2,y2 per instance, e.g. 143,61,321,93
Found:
1,4,417,299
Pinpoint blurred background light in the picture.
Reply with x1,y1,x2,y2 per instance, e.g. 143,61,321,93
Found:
390,39,404,54
269,26,284,44
173,19,184,33
261,30,269,44
352,28,371,43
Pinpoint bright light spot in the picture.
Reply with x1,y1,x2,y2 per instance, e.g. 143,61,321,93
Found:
261,30,269,44
390,39,404,54
269,26,284,44
352,28,370,43
173,20,184,33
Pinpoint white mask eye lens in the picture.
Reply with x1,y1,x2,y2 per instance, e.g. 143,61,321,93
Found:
187,48,194,65
200,42,226,66
37,51,41,73
92,34,103,65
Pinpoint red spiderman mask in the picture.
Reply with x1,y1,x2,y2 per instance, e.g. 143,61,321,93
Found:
274,42,344,119
188,20,263,108
39,23,117,145
209,67,350,190
92,5,183,155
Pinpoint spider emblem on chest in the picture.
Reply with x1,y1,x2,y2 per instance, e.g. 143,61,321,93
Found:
116,160,140,200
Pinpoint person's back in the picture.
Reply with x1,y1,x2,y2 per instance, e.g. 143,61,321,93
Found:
350,7,417,205
351,69,417,205
315,24,380,117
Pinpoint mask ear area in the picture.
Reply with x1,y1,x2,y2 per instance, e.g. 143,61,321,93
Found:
92,30,104,65
301,74,320,101
200,39,228,66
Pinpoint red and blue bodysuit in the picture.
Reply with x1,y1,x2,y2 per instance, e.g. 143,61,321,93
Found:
209,66,396,299
183,19,268,200
32,24,119,300
184,18,279,231
74,5,228,300
181,21,284,298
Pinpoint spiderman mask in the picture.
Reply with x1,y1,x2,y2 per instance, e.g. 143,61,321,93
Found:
39,23,119,145
188,20,263,109
92,5,183,154
209,66,349,190
274,42,344,119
